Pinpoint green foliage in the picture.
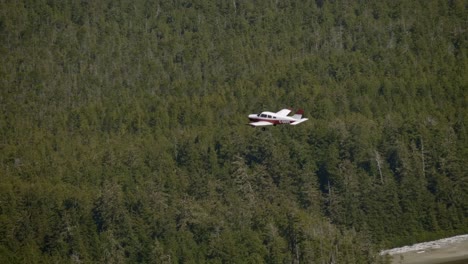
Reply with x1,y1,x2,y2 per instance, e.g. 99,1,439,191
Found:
1,0,466,262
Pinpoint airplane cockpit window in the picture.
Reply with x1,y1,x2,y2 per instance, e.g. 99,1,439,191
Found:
261,114,267,118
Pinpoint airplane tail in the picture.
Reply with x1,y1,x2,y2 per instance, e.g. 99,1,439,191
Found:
292,109,304,120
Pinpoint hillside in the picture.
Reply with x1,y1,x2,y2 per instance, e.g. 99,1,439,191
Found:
0,0,466,263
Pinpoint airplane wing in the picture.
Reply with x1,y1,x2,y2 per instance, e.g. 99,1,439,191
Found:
249,121,274,127
276,109,292,116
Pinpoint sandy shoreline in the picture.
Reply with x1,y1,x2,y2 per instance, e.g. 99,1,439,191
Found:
380,235,468,264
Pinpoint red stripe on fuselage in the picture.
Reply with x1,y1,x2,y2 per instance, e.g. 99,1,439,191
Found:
249,118,292,124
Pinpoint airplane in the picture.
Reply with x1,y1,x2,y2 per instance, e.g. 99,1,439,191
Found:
248,109,308,129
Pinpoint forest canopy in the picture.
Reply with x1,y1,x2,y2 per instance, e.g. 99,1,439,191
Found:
0,0,466,263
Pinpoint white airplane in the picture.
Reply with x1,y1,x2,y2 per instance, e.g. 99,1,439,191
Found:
248,109,308,129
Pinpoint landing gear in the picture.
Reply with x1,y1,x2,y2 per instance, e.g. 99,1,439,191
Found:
261,127,266,131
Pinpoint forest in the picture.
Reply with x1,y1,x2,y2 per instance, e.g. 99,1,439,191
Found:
0,0,467,263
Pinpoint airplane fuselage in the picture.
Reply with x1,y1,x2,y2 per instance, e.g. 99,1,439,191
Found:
248,112,297,125
247,109,308,128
